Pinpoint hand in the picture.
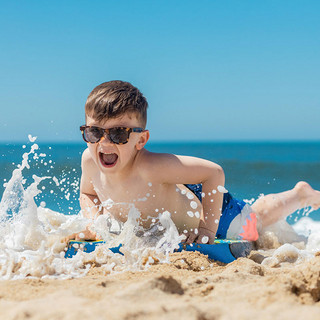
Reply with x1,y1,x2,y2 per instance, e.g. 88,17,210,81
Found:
61,226,98,243
182,227,216,245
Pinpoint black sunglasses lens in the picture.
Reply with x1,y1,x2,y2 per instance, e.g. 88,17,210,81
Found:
109,128,130,144
84,127,103,143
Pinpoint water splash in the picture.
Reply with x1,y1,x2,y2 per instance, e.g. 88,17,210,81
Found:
0,141,183,279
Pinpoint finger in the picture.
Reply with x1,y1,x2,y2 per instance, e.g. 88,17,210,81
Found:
77,230,97,241
91,231,98,240
186,233,197,244
86,230,97,241
75,231,87,241
75,234,81,241
196,235,209,244
63,233,76,243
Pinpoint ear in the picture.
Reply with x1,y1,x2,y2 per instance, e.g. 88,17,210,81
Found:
136,130,150,150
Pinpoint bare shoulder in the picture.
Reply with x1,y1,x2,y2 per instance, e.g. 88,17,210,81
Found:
139,150,218,169
81,148,97,173
80,148,97,194
137,149,170,168
137,149,223,185
136,150,180,183
81,148,94,165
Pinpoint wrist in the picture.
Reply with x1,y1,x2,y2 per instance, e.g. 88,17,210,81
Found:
199,220,217,231
200,226,213,231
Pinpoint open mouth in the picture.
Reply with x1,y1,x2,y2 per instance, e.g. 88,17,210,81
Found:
99,152,118,168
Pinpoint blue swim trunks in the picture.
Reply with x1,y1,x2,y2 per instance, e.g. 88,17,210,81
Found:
184,184,258,241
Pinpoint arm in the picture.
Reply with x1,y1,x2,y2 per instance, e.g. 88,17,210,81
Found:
66,149,101,241
196,166,225,244
79,149,103,219
143,152,225,244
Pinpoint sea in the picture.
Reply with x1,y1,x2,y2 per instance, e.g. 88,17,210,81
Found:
1,140,319,223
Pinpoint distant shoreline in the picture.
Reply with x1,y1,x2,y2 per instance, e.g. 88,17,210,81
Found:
1,140,320,146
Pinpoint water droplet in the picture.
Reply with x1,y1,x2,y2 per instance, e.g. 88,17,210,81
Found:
187,211,194,217
190,201,198,209
186,192,194,200
201,236,209,243
217,185,228,193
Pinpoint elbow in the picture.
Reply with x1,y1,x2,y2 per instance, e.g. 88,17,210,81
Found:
213,164,225,185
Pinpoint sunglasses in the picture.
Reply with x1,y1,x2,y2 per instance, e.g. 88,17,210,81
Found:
80,125,144,144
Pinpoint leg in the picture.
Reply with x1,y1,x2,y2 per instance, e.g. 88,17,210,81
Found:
251,181,320,228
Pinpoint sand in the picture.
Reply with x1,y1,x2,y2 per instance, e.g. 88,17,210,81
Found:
0,250,319,320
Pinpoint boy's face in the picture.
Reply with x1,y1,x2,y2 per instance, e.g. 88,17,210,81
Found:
85,113,149,175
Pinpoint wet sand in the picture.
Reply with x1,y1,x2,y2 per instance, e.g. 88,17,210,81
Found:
0,251,319,320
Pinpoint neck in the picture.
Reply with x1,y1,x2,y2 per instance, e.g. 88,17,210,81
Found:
101,148,145,184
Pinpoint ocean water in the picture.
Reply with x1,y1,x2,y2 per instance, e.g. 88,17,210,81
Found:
1,141,319,222
0,139,319,279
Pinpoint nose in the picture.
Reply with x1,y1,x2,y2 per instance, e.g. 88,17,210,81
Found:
99,134,113,145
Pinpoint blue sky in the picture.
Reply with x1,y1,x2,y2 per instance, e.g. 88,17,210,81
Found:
0,1,319,143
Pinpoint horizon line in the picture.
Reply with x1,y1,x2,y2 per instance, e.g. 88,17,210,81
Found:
1,139,320,145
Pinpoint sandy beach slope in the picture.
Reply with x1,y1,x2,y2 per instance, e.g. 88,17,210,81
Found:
0,251,319,320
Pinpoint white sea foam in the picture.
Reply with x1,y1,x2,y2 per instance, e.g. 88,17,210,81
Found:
0,143,183,280
256,217,320,267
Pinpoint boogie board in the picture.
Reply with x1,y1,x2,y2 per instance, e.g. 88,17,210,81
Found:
65,239,253,264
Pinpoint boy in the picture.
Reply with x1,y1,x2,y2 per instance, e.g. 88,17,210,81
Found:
70,80,320,244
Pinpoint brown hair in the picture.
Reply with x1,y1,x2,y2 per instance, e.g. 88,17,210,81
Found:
85,81,148,128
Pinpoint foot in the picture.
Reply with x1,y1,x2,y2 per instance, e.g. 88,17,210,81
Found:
295,181,320,210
